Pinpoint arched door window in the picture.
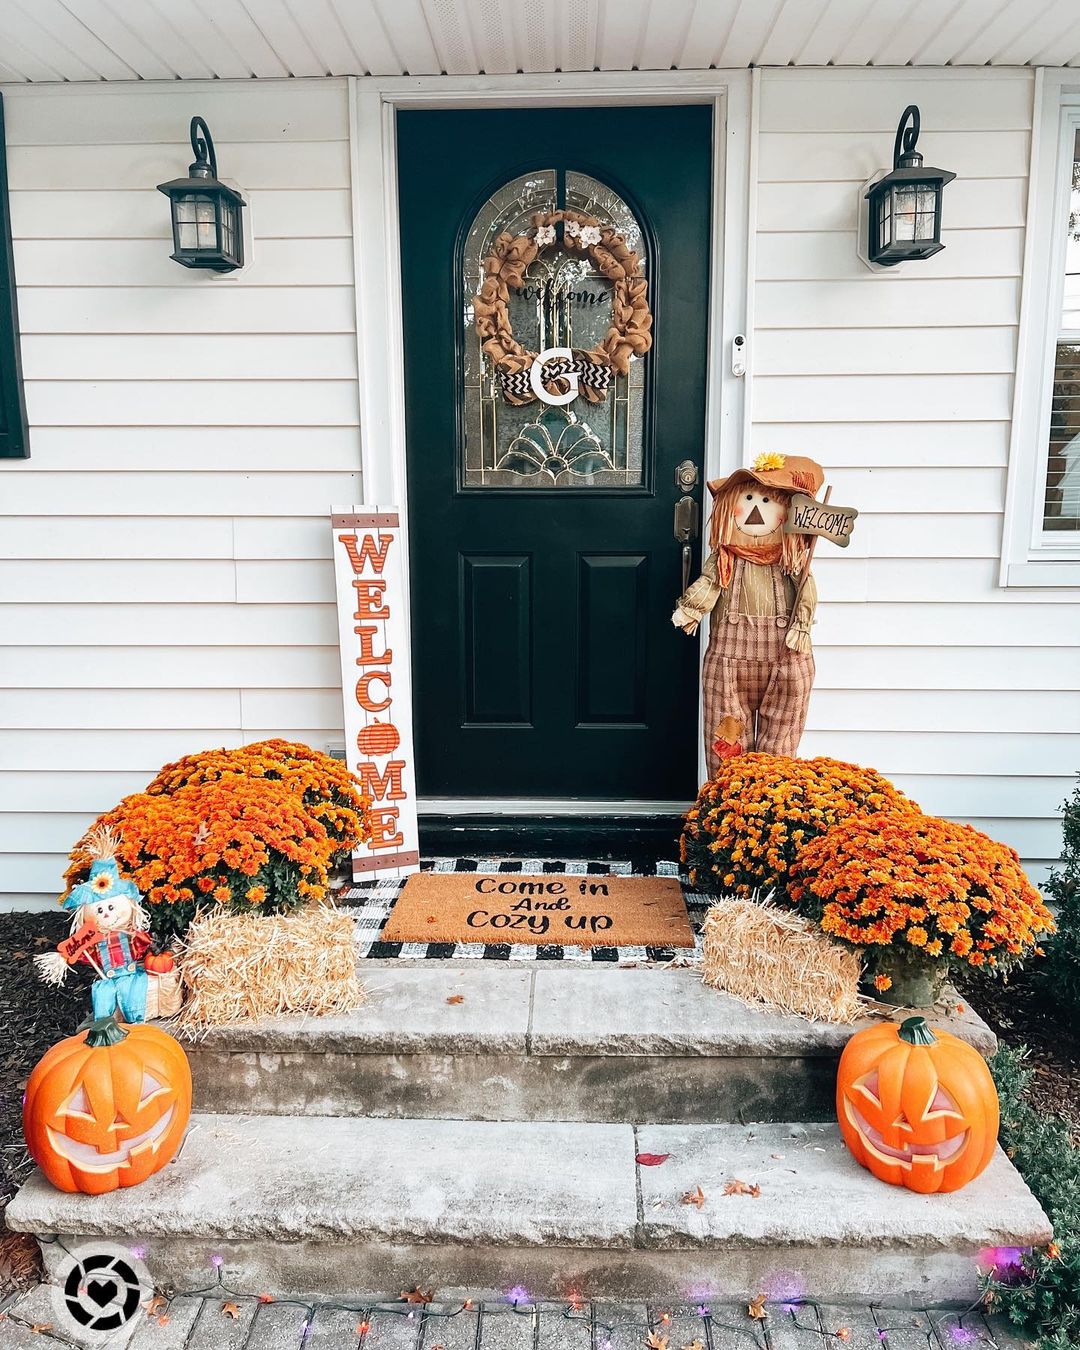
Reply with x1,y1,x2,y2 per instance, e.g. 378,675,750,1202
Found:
461,168,650,489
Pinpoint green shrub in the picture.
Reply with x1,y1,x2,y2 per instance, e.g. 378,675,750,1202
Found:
1040,774,1080,1016
983,1045,1078,1346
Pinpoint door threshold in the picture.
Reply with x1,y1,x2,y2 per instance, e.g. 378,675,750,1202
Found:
418,806,688,861
419,798,691,816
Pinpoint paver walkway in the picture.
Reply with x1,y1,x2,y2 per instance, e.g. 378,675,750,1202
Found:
0,1287,1031,1349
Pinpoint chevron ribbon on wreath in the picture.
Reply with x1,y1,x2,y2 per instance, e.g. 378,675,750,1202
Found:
497,353,614,402
474,208,653,407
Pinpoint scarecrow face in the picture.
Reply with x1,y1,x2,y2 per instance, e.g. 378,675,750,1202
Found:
85,894,137,933
734,488,787,537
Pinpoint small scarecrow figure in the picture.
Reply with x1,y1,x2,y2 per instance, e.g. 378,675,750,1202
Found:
35,827,177,1023
673,452,824,774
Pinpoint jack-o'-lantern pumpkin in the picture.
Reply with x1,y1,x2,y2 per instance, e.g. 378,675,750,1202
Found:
23,1015,191,1195
836,1016,998,1195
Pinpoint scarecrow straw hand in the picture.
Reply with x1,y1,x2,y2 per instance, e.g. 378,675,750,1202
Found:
34,951,70,986
785,625,812,654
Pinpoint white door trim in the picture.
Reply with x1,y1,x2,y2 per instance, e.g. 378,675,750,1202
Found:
348,69,755,803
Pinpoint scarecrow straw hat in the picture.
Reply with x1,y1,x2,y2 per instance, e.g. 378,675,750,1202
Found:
707,451,825,503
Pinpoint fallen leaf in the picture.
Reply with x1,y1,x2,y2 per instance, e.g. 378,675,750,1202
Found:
222,1302,240,1319
836,1329,852,1342
257,1293,274,1303
723,1179,761,1197
33,935,52,947
635,1152,671,1166
446,995,465,1005
748,1294,767,1321
644,1334,669,1350
11,950,26,959
682,1341,705,1350
401,1288,434,1305
145,1294,168,1318
679,1185,706,1209
158,1316,170,1327
30,1325,53,1335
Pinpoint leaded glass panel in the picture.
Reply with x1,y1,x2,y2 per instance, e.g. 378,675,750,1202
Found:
462,169,649,490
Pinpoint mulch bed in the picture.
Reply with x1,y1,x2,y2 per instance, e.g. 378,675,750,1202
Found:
0,911,90,1296
956,966,1080,1126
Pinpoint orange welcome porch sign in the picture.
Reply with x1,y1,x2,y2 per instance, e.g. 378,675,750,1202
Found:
331,505,420,880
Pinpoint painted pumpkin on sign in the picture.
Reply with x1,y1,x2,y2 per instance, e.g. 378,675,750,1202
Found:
836,1016,998,1195
23,1015,192,1195
357,720,400,757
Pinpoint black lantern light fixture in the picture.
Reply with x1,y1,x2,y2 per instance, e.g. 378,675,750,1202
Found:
157,116,245,272
864,105,955,268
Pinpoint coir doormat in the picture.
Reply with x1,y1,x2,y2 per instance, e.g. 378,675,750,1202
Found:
380,872,694,948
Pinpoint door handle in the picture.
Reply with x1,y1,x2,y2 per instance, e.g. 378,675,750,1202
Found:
674,494,700,592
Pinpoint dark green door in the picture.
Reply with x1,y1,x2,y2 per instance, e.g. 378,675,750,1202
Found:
399,105,711,801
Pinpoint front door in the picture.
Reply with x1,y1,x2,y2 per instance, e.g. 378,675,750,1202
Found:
398,105,712,802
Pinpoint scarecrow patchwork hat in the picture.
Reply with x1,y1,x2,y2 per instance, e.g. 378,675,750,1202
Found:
62,857,142,911
707,451,825,503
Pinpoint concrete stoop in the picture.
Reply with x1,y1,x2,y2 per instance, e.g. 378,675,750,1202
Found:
179,964,999,1124
5,964,1053,1308
6,1114,1051,1304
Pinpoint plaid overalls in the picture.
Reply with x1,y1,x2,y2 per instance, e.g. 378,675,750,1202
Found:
700,557,815,775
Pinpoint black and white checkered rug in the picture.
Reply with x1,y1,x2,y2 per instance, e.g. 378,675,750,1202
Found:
340,857,711,964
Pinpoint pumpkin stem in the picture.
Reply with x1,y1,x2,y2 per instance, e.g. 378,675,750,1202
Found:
898,1016,937,1047
79,1014,129,1049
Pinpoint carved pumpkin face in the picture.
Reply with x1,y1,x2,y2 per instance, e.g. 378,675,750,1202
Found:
836,1016,998,1195
23,1017,192,1195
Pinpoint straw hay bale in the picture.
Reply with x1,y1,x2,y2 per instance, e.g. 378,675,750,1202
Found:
173,902,363,1031
701,897,862,1024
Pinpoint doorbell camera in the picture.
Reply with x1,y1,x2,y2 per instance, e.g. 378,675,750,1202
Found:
731,334,746,378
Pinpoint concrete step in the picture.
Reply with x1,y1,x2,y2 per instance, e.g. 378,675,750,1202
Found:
178,963,997,1125
7,1113,1050,1305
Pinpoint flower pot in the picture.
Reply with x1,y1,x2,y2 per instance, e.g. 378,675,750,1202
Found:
865,948,948,1008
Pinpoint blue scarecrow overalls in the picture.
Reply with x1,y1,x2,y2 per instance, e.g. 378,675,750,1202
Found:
63,859,151,1023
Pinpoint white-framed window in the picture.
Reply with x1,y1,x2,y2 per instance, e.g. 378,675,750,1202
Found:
1002,72,1080,587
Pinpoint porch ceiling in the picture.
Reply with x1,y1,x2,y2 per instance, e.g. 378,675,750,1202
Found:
1,0,1080,83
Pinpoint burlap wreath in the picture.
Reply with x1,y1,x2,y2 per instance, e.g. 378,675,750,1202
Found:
473,209,653,406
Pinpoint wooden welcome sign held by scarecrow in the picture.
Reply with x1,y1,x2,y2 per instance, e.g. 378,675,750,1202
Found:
673,452,857,773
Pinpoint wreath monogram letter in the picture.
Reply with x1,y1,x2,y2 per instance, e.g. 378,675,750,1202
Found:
473,209,653,407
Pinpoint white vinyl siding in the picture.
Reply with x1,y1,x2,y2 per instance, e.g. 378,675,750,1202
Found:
0,79,358,908
0,65,1074,908
753,67,1076,885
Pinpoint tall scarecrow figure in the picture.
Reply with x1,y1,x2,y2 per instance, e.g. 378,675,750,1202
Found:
35,826,177,1023
673,452,825,774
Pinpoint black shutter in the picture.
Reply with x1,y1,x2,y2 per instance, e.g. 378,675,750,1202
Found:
0,92,29,460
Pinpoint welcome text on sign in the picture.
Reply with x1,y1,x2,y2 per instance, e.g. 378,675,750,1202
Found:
332,506,419,878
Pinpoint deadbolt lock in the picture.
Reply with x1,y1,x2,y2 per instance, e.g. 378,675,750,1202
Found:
675,459,699,492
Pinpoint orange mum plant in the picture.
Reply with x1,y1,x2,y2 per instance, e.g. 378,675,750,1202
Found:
787,811,1055,989
64,741,371,942
681,753,917,900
